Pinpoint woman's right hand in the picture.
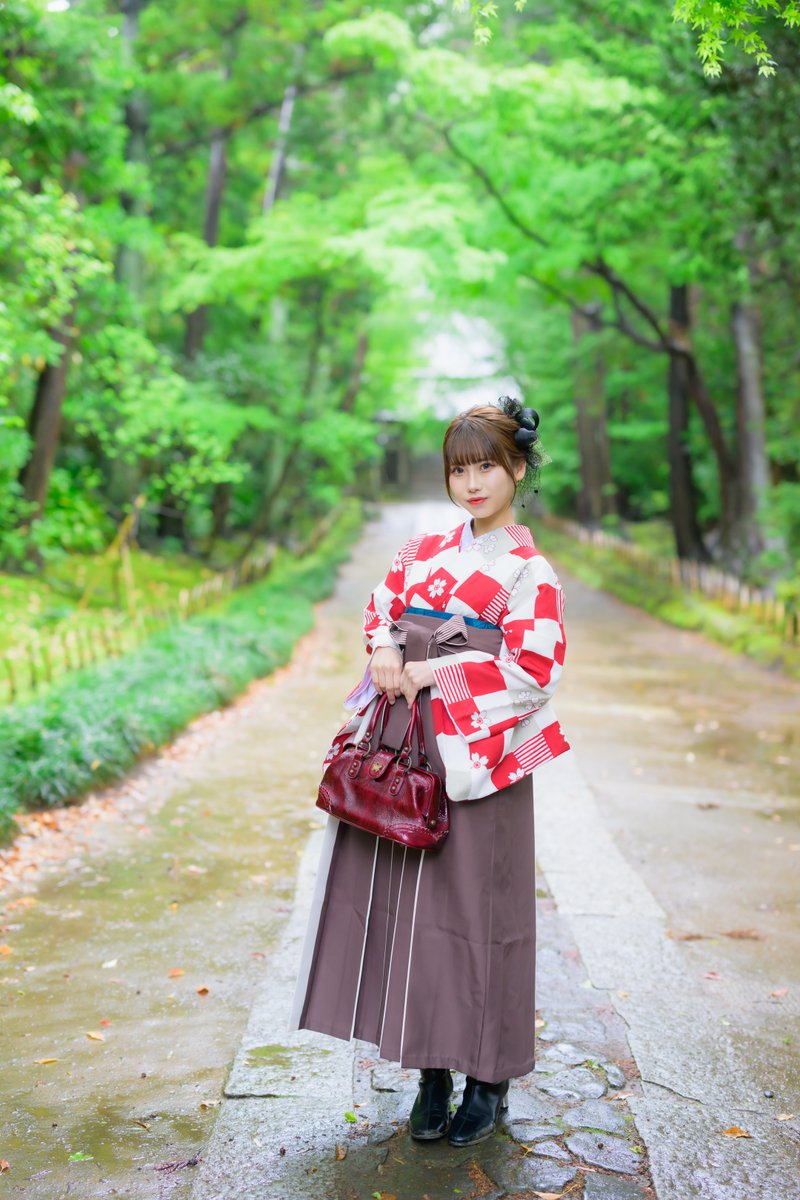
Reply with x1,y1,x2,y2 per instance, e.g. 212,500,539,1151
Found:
369,646,404,704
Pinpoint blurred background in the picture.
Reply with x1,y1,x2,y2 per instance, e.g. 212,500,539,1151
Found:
1,0,798,830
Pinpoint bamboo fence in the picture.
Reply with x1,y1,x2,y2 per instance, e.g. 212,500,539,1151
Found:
0,541,278,709
544,515,799,646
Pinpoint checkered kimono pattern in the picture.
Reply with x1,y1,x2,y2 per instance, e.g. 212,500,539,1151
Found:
331,520,570,802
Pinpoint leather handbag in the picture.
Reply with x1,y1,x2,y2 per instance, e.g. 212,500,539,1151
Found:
316,695,449,850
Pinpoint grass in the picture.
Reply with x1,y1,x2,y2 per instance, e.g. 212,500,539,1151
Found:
0,501,363,843
535,523,800,681
0,547,216,655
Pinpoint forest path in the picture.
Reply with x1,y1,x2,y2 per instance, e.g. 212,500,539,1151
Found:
1,502,798,1199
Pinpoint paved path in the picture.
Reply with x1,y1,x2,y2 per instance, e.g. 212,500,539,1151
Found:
3,502,799,1199
189,503,800,1200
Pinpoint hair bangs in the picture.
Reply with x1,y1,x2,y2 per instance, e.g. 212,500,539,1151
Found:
443,419,500,471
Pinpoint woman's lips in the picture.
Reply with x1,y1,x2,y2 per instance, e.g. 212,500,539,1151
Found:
468,498,486,505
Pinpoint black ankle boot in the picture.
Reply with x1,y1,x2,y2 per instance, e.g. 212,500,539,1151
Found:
408,1068,454,1141
447,1076,509,1147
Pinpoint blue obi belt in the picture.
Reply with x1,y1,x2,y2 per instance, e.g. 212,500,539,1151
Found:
403,606,501,632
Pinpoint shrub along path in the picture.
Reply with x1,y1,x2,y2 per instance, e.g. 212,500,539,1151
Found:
0,502,362,841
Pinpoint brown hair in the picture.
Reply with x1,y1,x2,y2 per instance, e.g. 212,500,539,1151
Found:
442,405,525,499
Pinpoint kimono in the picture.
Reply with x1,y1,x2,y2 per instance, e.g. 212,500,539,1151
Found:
291,517,570,1083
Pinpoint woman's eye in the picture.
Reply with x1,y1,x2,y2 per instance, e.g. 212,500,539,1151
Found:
480,462,494,470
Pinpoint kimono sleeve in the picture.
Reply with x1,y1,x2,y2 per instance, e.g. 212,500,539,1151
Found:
362,535,421,654
428,555,566,744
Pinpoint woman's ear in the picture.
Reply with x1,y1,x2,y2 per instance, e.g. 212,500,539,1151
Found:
514,459,527,483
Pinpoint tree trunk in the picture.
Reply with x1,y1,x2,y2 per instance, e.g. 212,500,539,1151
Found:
205,480,232,556
262,48,305,215
667,285,709,561
155,495,188,546
184,129,229,358
340,331,369,412
115,0,150,301
732,293,771,562
18,318,74,515
571,305,617,527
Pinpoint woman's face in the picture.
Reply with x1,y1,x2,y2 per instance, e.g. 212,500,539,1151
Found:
448,458,524,529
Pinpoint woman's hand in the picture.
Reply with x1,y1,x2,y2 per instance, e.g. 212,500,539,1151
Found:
370,650,436,707
400,659,436,707
369,646,404,703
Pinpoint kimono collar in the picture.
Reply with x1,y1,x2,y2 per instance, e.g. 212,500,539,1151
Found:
458,519,535,553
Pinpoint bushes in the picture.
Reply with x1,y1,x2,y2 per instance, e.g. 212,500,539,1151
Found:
0,502,363,842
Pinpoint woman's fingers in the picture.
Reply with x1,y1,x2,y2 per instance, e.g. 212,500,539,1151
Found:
370,651,404,703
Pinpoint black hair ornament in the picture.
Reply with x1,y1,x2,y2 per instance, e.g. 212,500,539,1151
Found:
496,394,548,507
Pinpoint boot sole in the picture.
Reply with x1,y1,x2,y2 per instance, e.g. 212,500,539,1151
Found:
447,1125,498,1147
409,1127,450,1141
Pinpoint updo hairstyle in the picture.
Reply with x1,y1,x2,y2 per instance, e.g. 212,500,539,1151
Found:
442,396,543,502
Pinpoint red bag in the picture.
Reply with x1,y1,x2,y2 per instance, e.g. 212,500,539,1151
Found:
316,695,449,850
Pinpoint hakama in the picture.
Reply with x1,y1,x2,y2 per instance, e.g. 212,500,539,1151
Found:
291,613,536,1084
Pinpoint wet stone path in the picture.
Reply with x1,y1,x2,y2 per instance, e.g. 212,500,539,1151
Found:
3,501,799,1199
191,843,656,1200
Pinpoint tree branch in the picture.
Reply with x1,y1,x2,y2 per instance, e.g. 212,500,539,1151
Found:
153,66,372,159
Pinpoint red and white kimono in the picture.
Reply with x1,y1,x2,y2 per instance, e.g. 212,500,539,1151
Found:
330,517,570,802
293,517,570,1079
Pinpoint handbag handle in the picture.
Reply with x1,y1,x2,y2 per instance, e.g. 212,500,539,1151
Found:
357,694,431,767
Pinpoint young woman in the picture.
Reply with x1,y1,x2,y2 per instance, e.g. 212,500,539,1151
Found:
291,398,569,1147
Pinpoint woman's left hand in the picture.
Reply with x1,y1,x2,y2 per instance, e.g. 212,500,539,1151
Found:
400,659,436,707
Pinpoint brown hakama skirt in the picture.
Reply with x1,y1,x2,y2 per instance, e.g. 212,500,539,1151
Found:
292,613,536,1084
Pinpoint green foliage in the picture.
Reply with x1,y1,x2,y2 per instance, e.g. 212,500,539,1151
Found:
536,523,800,680
2,0,799,588
0,502,363,841
673,0,800,75
458,0,800,73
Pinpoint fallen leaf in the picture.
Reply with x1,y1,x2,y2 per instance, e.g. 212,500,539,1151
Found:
721,1126,751,1138
196,986,209,996
771,988,789,998
667,929,708,941
533,1193,564,1199
697,801,720,810
723,929,766,941
776,1114,796,1121
344,1110,357,1124
334,1143,347,1161
0,945,13,955
90,759,100,770
534,1017,545,1029
168,967,185,978
34,1057,59,1064
617,990,629,999
0,1160,9,1172
703,971,722,980
134,1120,150,1130
101,959,117,969
68,1151,94,1161
99,1018,112,1026
86,1031,105,1041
